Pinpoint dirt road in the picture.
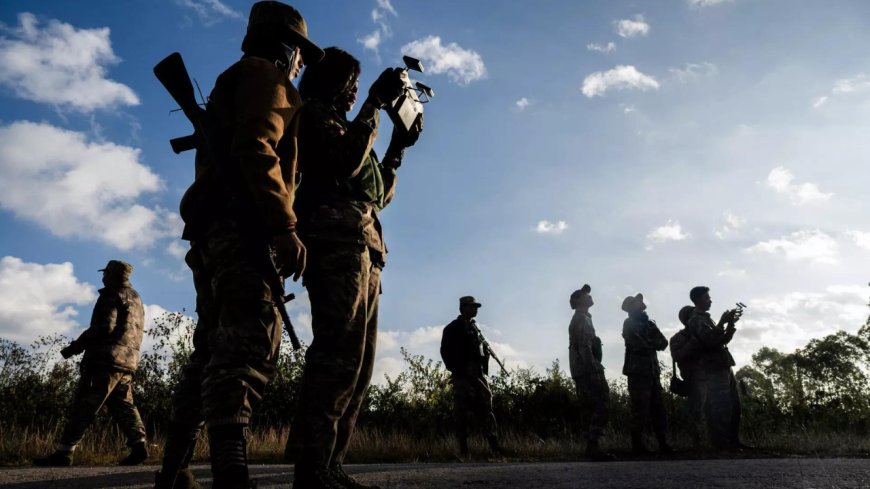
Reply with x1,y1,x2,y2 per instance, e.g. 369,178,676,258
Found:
2,458,869,488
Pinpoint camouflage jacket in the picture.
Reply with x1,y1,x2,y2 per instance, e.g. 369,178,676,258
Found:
687,309,736,373
568,311,604,377
294,98,398,256
622,314,668,377
69,283,145,374
441,316,489,378
180,56,303,240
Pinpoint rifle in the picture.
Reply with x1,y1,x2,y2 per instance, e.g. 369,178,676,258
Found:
153,52,302,350
468,321,508,375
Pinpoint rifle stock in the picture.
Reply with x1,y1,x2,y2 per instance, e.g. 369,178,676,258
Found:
153,52,205,153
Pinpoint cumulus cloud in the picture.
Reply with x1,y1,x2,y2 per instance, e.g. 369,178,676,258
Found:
646,220,689,247
766,166,833,205
813,74,870,108
812,96,828,109
176,0,243,25
0,13,138,112
358,0,397,58
0,121,176,250
536,220,568,235
686,0,734,7
846,230,870,250
0,256,96,342
669,62,718,83
402,36,486,85
581,65,659,97
614,15,650,38
515,97,531,110
715,211,746,239
587,42,616,53
746,229,838,264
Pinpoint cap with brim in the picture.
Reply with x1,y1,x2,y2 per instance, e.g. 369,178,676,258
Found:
621,293,644,312
459,296,482,307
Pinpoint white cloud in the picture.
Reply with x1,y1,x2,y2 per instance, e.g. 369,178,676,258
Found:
718,268,747,279
746,229,839,264
766,166,833,205
515,97,531,110
669,62,718,83
846,230,870,250
176,0,243,25
832,74,870,95
359,0,398,58
166,240,188,260
0,13,138,112
0,121,176,250
614,15,650,38
581,65,660,97
536,220,568,235
401,36,487,85
646,220,689,247
715,211,746,239
686,0,733,7
140,304,197,355
812,96,828,109
586,42,616,53
375,0,397,16
0,256,96,342
358,30,383,53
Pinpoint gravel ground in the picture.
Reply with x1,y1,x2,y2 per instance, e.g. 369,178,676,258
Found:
1,459,869,488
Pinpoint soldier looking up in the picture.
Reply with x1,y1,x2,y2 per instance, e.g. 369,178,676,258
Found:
154,3,323,488
621,293,671,454
286,46,422,489
568,285,615,461
440,296,504,458
34,260,147,467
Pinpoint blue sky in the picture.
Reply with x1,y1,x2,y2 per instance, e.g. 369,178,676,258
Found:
2,0,870,383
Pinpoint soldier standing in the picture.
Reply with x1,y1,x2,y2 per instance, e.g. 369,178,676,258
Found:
568,285,615,461
286,47,421,489
440,296,504,458
686,286,749,450
34,260,147,467
621,293,671,454
153,3,322,488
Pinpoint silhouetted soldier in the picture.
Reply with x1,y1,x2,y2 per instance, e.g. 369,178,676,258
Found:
35,260,147,467
568,285,615,461
286,47,420,489
621,293,672,454
440,296,503,458
686,286,749,450
154,3,323,488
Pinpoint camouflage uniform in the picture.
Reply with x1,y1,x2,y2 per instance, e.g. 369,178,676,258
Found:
686,309,741,448
568,311,610,442
158,3,319,485
288,96,399,471
622,312,669,449
440,316,498,445
53,261,146,455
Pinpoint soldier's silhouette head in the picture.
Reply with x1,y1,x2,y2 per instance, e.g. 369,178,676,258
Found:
299,47,361,112
570,284,593,311
99,260,133,287
459,296,481,319
621,293,646,315
690,286,712,312
678,305,694,327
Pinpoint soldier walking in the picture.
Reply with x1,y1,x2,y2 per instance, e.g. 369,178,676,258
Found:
34,260,147,467
686,286,749,450
153,3,322,488
621,293,672,454
440,296,504,458
285,47,421,489
568,285,615,461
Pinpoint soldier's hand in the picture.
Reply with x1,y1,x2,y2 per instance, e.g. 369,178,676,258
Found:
719,310,735,325
272,231,307,281
390,113,423,149
60,345,75,359
368,67,406,108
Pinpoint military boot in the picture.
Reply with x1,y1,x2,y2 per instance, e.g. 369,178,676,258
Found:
585,439,616,462
330,463,381,489
120,441,149,466
34,450,73,467
630,431,652,455
155,421,203,489
209,425,250,489
155,468,202,489
293,466,346,489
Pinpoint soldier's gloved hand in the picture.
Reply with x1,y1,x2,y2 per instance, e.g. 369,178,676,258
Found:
384,114,423,169
272,231,307,281
60,345,76,359
368,67,406,108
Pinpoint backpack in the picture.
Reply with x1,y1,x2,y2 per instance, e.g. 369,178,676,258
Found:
669,328,699,363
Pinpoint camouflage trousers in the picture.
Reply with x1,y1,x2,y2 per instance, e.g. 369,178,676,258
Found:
169,220,282,430
626,374,667,439
574,372,610,441
289,243,381,470
57,367,145,451
688,368,741,447
452,374,497,439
